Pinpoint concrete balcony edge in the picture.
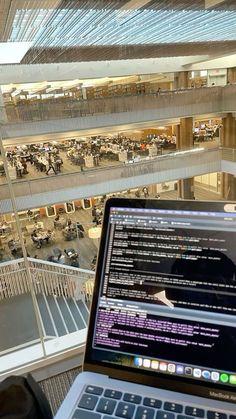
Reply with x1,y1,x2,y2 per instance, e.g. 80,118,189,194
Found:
0,148,222,213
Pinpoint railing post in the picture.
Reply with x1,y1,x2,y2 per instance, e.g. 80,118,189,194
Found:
0,127,47,358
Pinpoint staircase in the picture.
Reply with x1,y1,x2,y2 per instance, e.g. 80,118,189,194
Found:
0,257,94,356
36,293,89,338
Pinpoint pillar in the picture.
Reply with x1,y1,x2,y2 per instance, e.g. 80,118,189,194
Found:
82,87,87,100
174,71,189,90
177,117,195,199
221,113,236,148
0,87,7,124
174,76,194,199
178,178,195,200
227,67,236,84
221,174,236,200
179,117,193,150
221,113,236,200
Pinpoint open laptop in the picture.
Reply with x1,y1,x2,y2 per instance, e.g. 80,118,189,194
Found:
55,198,236,419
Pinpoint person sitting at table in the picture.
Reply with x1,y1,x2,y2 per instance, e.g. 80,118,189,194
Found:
31,231,42,249
63,226,76,240
54,214,60,227
44,230,52,243
21,158,28,174
27,209,34,219
92,205,97,218
76,221,84,232
93,213,102,226
33,220,42,231
66,218,72,228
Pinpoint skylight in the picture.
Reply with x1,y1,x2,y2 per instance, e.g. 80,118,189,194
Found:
8,8,236,47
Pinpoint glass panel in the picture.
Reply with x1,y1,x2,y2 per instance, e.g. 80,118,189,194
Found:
0,140,45,373
0,259,45,373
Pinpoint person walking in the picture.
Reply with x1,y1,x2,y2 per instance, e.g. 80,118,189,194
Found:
46,155,57,175
79,155,85,172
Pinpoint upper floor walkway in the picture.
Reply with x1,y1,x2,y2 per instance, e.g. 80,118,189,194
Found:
1,146,234,213
1,85,236,139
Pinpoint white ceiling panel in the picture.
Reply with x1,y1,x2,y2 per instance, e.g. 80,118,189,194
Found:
0,41,32,63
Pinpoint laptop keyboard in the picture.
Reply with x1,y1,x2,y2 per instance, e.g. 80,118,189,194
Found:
72,385,236,419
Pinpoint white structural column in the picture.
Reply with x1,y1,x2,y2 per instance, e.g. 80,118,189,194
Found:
0,87,7,124
221,113,236,200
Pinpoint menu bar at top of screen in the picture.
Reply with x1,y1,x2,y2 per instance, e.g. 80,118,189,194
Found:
110,214,236,232
110,207,236,218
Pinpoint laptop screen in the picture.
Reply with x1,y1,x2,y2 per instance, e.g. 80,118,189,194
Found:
85,199,236,396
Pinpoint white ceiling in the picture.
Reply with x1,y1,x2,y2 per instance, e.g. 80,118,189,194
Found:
0,1,235,85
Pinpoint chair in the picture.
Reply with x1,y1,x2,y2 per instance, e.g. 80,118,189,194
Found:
0,165,5,176
31,236,42,248
53,247,62,261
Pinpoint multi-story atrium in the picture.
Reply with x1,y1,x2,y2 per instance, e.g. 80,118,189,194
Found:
0,0,236,411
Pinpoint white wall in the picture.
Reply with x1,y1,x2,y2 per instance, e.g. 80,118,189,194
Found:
195,172,218,190
0,56,209,84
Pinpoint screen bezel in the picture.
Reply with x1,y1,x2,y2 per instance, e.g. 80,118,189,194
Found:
84,197,236,403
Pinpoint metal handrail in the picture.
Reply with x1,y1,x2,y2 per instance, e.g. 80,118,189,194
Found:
0,257,94,375
0,257,95,301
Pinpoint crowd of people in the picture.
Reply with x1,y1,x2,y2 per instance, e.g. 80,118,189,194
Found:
5,144,64,177
65,133,177,167
2,134,176,179
1,124,219,180
193,123,221,142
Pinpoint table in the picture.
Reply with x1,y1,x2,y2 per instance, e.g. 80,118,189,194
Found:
88,226,102,248
8,165,17,180
54,218,66,229
118,151,128,162
149,145,157,157
26,222,44,234
85,156,94,168
37,230,51,243
65,248,78,259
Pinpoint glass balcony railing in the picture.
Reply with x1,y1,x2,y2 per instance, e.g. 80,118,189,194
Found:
2,85,227,124
0,257,94,376
0,146,221,211
221,147,236,162
0,144,218,187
